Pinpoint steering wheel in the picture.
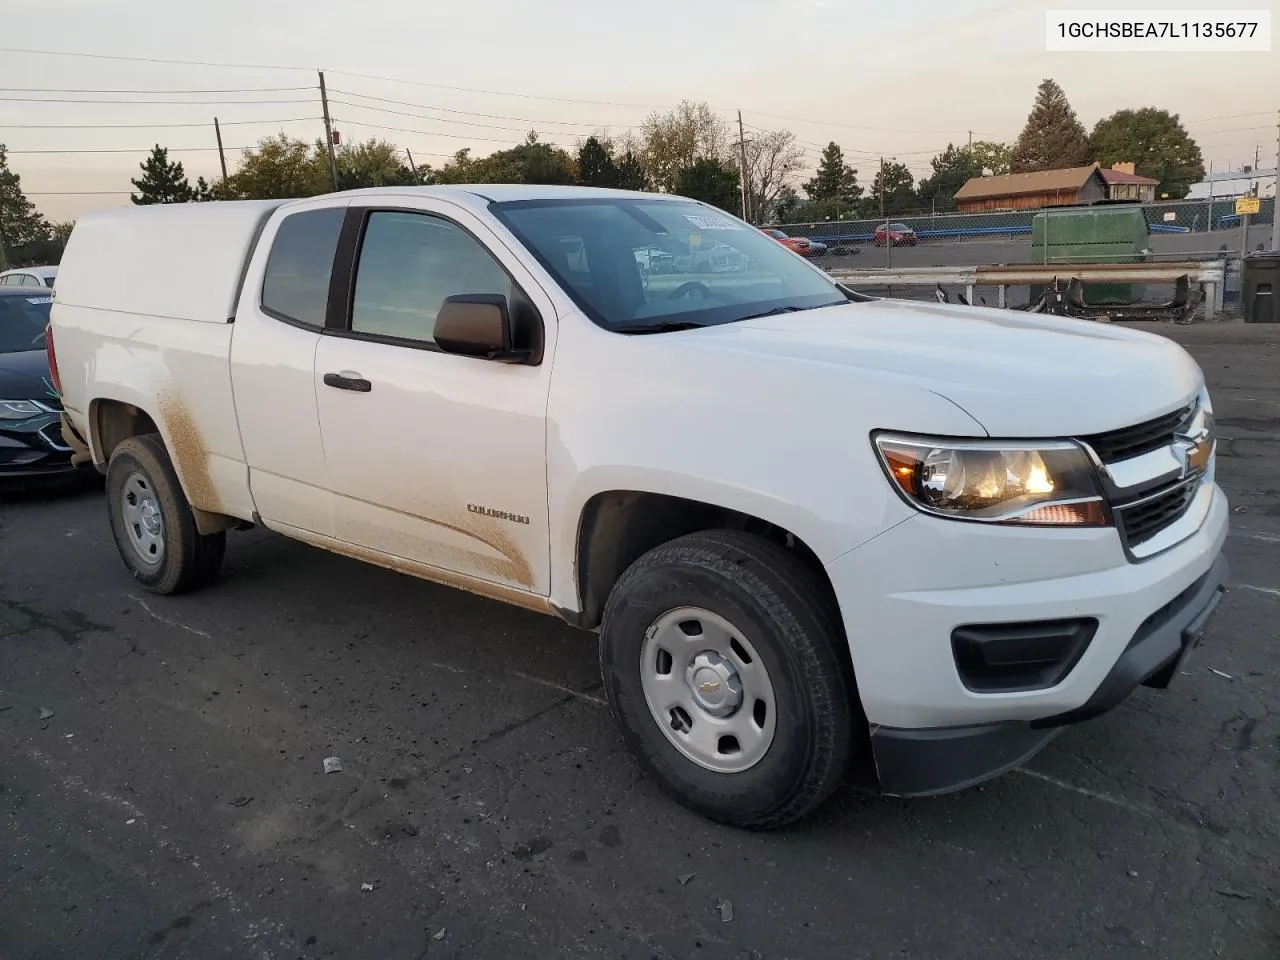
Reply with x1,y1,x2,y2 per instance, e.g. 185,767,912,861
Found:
665,280,720,302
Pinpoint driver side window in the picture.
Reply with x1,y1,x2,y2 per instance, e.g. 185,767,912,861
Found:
350,211,511,345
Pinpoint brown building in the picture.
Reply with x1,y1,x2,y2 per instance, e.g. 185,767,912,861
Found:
1099,163,1160,203
953,163,1109,213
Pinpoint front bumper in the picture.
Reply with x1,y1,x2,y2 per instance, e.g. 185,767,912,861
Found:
0,411,81,485
825,481,1229,796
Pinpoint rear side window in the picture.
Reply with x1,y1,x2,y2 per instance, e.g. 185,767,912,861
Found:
261,207,345,328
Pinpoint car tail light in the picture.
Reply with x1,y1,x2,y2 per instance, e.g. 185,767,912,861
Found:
46,324,62,394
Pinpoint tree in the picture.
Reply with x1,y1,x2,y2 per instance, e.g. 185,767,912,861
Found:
803,142,862,205
1010,79,1093,173
130,144,194,204
673,158,741,215
968,140,1012,176
576,136,618,188
743,129,805,224
219,134,329,200
773,186,802,222
431,133,576,186
192,177,214,201
615,151,649,191
1090,108,1205,200
641,100,730,192
336,138,418,190
51,221,75,244
915,144,984,212
868,160,916,216
0,146,52,268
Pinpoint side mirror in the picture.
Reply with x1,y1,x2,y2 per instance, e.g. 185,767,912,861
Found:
434,294,531,363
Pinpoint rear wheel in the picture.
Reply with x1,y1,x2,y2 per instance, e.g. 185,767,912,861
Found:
599,530,856,829
105,434,226,595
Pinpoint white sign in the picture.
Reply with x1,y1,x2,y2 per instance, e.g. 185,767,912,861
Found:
1046,10,1272,52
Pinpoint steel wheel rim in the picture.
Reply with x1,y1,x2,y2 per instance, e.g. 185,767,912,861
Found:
120,471,165,567
639,606,777,774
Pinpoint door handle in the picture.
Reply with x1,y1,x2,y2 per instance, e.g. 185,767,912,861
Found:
323,372,372,393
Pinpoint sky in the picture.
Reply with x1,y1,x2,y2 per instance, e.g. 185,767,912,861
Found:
3,0,1277,222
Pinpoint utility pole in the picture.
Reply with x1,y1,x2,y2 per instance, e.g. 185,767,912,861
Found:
213,117,228,181
968,130,973,149
736,111,752,223
405,148,418,180
881,156,892,270
1272,110,1280,252
318,71,339,191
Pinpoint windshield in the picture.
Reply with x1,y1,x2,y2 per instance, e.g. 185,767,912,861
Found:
490,197,847,332
0,296,52,353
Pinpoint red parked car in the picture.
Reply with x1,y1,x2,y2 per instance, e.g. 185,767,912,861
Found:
759,227,826,257
874,222,918,247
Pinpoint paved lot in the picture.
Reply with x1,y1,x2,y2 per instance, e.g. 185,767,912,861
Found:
2,323,1278,960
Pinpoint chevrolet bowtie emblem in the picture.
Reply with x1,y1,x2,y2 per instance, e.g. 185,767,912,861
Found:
697,680,721,694
1174,435,1212,478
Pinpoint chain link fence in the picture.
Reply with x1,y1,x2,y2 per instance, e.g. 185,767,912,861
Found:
773,198,1274,313
767,197,1275,267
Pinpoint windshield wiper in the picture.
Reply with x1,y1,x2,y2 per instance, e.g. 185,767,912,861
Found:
611,319,711,335
735,303,840,322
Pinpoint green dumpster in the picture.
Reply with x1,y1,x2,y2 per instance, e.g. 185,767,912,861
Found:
1030,206,1150,306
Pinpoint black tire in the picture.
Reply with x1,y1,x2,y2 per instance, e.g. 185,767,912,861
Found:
105,434,226,595
599,530,857,830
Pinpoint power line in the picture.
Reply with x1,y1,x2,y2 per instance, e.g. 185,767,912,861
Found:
0,45,310,72
7,146,238,154
2,117,317,129
0,85,313,94
0,95,313,105
0,45,669,109
329,88,630,129
328,98,635,138
334,117,580,148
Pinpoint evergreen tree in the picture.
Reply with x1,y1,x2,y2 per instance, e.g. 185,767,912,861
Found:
673,158,740,215
915,144,984,211
0,146,52,267
131,144,194,204
576,137,618,188
803,142,862,204
1010,79,1093,173
867,160,916,216
615,151,649,191
192,177,215,201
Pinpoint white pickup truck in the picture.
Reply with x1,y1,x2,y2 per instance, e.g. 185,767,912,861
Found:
49,185,1228,829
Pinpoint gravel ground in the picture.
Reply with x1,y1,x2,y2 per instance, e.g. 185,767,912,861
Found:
1,322,1277,960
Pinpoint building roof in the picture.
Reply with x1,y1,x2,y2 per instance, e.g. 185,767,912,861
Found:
1099,168,1159,185
953,164,1103,201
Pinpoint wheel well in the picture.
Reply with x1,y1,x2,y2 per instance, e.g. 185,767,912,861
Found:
573,491,838,632
92,400,159,470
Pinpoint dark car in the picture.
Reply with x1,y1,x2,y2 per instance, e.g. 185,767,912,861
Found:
0,289,84,488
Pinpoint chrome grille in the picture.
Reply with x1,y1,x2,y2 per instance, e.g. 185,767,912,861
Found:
1080,403,1194,463
1080,396,1209,559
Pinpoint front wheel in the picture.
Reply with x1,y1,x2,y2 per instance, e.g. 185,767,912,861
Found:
105,434,226,595
599,530,857,829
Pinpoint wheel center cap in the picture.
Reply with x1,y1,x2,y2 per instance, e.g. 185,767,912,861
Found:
140,500,161,536
685,651,743,717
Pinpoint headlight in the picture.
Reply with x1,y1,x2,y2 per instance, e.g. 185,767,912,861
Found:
873,434,1108,526
0,400,45,420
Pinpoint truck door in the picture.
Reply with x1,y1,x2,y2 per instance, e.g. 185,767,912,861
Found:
312,199,556,597
230,198,350,537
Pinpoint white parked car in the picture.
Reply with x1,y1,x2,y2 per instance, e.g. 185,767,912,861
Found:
47,186,1228,828
0,264,57,288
